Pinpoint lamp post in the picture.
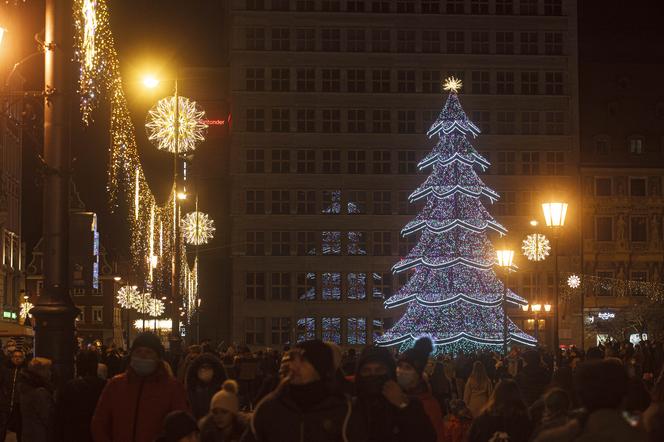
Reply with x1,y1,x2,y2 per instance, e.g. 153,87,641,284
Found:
521,303,552,343
542,201,568,366
496,248,515,355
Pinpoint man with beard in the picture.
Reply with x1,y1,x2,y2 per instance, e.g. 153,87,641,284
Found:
353,346,436,442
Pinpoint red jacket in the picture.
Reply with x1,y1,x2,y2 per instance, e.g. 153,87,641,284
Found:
417,389,446,442
91,365,189,442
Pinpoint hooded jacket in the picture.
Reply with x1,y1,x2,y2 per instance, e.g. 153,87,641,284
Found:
19,369,55,442
186,353,228,419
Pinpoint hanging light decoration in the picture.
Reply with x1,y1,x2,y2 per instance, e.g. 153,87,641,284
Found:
20,301,33,320
116,285,140,309
567,274,581,289
181,211,215,245
521,233,551,262
145,96,208,153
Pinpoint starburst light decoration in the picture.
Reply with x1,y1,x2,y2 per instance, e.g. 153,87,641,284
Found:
182,211,215,245
567,274,581,289
146,96,208,153
521,233,551,262
116,285,140,309
132,293,165,316
20,301,33,320
442,76,463,93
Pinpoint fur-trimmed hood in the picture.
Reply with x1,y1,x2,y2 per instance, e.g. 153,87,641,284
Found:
185,352,227,390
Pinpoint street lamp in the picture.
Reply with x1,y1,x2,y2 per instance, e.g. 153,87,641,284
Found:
0,27,6,48
521,303,552,343
541,201,568,366
496,249,514,355
142,75,160,89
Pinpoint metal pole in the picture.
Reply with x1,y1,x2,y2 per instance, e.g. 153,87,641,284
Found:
31,0,79,383
172,79,181,338
553,234,560,367
534,312,539,342
503,269,508,355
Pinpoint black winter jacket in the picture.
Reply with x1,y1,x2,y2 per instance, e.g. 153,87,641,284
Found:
186,353,228,419
354,395,436,442
54,375,106,442
515,365,550,406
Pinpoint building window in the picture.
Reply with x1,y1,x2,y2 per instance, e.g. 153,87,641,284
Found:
322,273,341,300
544,32,563,55
396,30,416,52
348,150,367,173
521,72,539,94
631,216,647,242
246,272,266,300
297,231,317,256
348,190,367,214
520,32,538,54
521,152,540,175
471,111,491,133
245,149,265,173
271,149,290,173
271,231,291,256
629,137,644,155
596,217,613,241
446,0,464,13
471,31,489,54
397,110,416,133
246,68,265,91
496,32,514,54
271,68,289,91
496,71,515,94
629,271,648,296
322,231,341,255
296,0,314,9
372,150,391,174
297,273,317,300
543,0,561,15
446,31,465,53
519,0,538,15
271,272,291,300
422,30,440,53
272,0,290,9
396,0,415,12
296,149,315,173
372,110,391,133
271,190,290,214
544,111,564,134
421,0,440,12
322,0,341,10
245,318,265,345
246,108,265,132
348,110,367,133
372,272,392,299
371,0,390,12
372,231,392,255
629,178,646,197
246,190,265,214
544,72,563,95
296,68,315,91
346,0,365,11
271,108,290,132
296,317,316,342
398,190,416,215
347,274,367,300
495,0,513,13
496,151,516,174
347,69,366,92
594,137,610,155
494,191,516,215
322,109,341,133
347,231,367,255
91,306,103,323
373,191,392,214
397,70,415,93
347,317,367,344
322,69,341,92
594,178,612,197
295,29,315,51
271,28,290,51
372,70,391,93
422,70,441,93
271,318,291,345
321,28,341,51
247,0,265,10
322,149,341,173
296,109,315,132
397,151,417,174
371,29,391,52
521,111,540,134
246,28,266,50
322,190,341,214
246,231,265,256
322,317,341,343
346,29,366,52
545,152,564,175
496,111,516,134
471,71,490,94
296,190,316,214
470,0,489,13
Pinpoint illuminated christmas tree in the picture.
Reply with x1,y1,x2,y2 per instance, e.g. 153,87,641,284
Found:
376,78,537,353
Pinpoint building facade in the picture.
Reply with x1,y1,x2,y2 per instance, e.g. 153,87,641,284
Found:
228,0,579,349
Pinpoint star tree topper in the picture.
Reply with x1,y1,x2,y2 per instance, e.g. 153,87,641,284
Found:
442,76,463,94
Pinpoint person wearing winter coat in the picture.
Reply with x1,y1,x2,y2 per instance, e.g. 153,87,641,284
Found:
463,360,493,417
515,350,550,406
54,350,107,442
395,338,445,442
186,353,228,420
0,348,26,441
19,357,55,442
243,339,367,442
353,345,436,442
467,378,533,442
91,332,189,442
199,380,247,442
156,410,200,442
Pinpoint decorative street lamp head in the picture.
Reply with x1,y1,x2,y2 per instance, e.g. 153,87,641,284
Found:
142,75,160,89
531,304,542,312
496,249,515,268
544,304,552,312
0,27,6,48
542,202,568,228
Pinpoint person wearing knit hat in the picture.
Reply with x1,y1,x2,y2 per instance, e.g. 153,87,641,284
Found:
199,380,246,442
291,339,334,382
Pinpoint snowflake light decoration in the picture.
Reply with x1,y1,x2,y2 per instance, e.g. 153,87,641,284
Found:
521,233,551,262
145,95,208,153
442,76,463,93
567,274,581,289
147,298,165,317
116,285,140,309
182,211,215,245
20,301,33,320
132,293,165,317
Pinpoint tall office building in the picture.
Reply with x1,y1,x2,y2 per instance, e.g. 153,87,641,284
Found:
228,0,579,348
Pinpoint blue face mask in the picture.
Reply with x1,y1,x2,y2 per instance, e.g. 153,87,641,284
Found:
130,356,158,376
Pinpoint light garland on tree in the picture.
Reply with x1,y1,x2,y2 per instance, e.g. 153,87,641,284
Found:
521,233,551,262
181,211,215,245
145,96,208,153
116,285,140,309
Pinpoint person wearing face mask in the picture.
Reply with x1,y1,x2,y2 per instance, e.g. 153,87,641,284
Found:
396,337,445,442
199,380,246,442
92,332,189,442
186,353,228,420
353,345,436,442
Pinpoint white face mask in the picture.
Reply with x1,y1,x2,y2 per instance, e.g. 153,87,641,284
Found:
198,367,214,383
396,369,418,390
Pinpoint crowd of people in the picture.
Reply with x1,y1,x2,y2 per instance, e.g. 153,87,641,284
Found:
0,334,663,442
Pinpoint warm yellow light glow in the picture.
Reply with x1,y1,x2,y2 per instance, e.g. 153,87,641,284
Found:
522,233,551,262
134,319,172,331
177,191,187,200
544,304,552,312
134,169,139,220
82,0,97,70
532,304,542,312
542,202,568,228
117,285,139,309
530,219,538,227
150,255,158,269
0,27,6,47
182,211,215,245
145,95,208,153
20,301,33,320
142,75,160,89
442,76,463,93
567,274,581,289
522,304,529,312
113,276,121,282
496,249,515,268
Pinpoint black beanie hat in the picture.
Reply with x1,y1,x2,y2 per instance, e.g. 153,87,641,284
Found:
357,346,396,378
131,332,165,358
398,337,433,375
155,411,198,442
294,339,334,380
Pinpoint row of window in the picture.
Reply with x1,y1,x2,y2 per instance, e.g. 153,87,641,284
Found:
594,136,659,157
243,68,565,95
244,316,394,346
594,215,656,243
244,230,398,256
245,149,566,175
593,177,656,198
244,0,563,15
244,28,565,55
244,108,566,134
77,306,104,324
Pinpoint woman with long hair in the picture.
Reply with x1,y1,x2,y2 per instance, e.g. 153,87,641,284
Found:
464,360,493,417
468,378,533,442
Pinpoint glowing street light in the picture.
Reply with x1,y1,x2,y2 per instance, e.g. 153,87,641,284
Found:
496,249,515,268
542,202,568,228
142,75,160,89
0,27,7,48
